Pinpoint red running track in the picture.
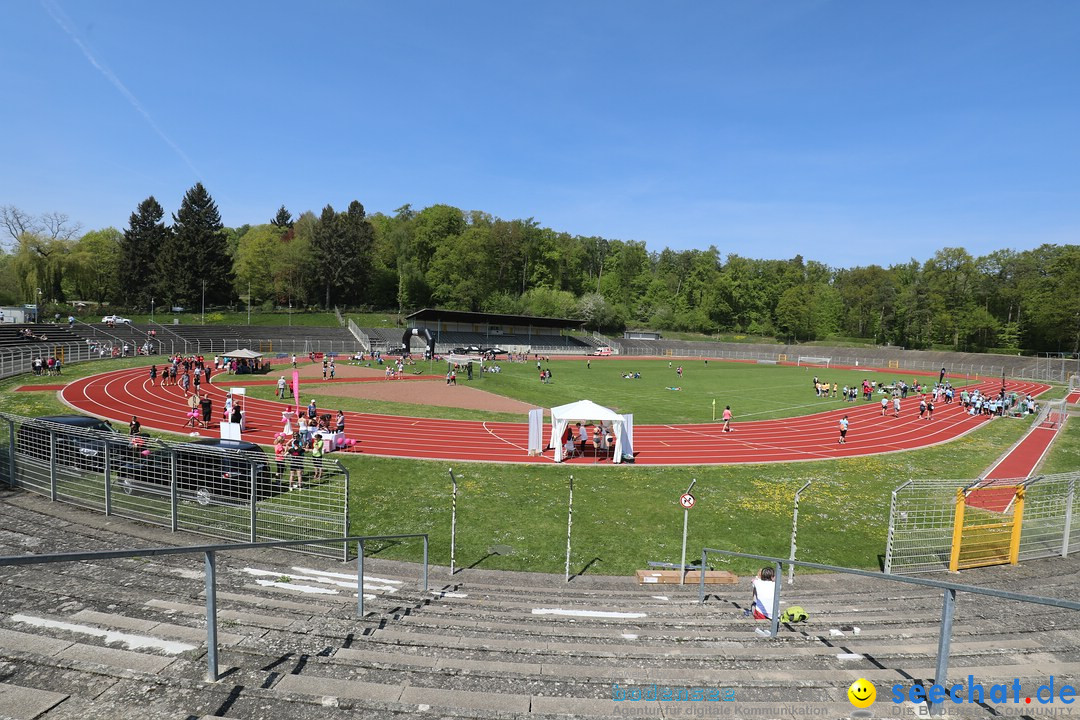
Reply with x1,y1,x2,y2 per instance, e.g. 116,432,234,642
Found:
59,368,1050,466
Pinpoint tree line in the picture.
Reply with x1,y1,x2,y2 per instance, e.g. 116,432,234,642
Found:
1,189,1078,353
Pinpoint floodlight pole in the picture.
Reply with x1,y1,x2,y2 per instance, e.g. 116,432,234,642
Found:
680,478,696,585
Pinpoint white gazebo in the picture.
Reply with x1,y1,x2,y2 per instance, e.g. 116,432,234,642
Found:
222,348,263,360
549,399,627,463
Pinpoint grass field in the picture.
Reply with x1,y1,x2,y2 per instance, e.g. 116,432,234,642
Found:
256,357,980,425
0,356,1069,575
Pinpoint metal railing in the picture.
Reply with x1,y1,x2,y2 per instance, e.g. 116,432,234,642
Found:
699,547,1080,715
347,318,371,351
1,411,349,559
0,533,429,682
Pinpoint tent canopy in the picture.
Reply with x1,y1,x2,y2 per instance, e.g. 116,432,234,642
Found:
222,348,263,359
550,399,623,423
549,399,626,463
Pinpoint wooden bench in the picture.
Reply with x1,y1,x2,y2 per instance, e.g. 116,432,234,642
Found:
636,569,739,585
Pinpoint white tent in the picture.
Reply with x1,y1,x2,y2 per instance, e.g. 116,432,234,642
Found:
549,399,626,463
222,348,263,359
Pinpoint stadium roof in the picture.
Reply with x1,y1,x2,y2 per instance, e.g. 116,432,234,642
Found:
406,308,584,330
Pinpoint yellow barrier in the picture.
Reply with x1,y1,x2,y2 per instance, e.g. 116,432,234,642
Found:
888,360,899,369
778,353,788,363
949,485,1023,572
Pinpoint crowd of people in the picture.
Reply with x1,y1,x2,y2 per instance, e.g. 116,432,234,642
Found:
273,405,346,489
31,356,62,375
16,327,49,342
558,420,617,459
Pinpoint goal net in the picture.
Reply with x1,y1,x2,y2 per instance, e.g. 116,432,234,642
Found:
1040,399,1068,429
797,356,832,368
1069,374,1080,393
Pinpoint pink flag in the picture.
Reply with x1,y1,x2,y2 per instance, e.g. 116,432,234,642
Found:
292,370,300,413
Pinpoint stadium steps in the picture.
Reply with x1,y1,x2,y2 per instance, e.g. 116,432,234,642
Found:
2,490,1078,718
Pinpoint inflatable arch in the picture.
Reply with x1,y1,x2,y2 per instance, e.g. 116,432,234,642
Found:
401,328,436,358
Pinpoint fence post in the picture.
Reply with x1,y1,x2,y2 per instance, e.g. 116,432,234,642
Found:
883,481,910,574
680,478,696,584
930,588,957,715
948,488,966,572
49,430,57,501
341,461,350,562
422,535,428,591
357,539,365,617
169,449,178,532
1063,478,1075,558
204,550,219,682
699,549,707,604
1009,487,1025,565
7,419,16,488
449,468,457,576
104,439,112,516
787,481,811,584
249,463,258,542
565,474,574,582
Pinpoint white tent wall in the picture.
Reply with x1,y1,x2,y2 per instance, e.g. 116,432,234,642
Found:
527,408,544,455
619,414,634,458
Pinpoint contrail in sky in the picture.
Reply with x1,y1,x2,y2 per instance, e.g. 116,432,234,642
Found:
40,0,203,179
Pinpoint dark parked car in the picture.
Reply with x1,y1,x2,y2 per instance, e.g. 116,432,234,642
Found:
118,438,280,505
15,415,123,471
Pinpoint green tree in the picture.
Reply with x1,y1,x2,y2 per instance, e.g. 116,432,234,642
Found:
68,228,121,304
270,205,294,229
161,183,233,308
311,201,374,308
233,224,285,303
120,197,169,309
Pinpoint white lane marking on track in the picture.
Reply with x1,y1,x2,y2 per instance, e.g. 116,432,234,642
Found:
482,421,536,455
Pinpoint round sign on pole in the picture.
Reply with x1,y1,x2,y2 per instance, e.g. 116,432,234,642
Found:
680,492,695,509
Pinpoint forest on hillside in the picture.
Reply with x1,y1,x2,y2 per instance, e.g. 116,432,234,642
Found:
2,188,1078,353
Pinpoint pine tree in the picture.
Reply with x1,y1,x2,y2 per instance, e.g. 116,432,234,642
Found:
120,196,170,308
270,205,294,229
161,183,233,308
311,201,374,308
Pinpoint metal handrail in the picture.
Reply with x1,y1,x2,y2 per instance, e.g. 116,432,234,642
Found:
700,547,1080,715
0,532,429,682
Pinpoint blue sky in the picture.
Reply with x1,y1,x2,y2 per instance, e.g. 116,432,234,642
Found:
1,1,1078,266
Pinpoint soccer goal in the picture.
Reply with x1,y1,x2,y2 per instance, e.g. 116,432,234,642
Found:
1040,399,1068,429
1069,374,1080,393
797,356,832,368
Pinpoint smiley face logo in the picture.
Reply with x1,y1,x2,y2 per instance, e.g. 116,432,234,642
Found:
848,678,876,708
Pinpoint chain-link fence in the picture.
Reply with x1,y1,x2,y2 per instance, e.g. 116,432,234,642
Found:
885,473,1079,574
1020,472,1079,562
1,412,349,558
884,479,960,574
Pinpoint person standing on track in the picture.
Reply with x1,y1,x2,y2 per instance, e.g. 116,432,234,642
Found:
839,415,849,444
149,364,157,386
722,405,733,433
881,395,889,416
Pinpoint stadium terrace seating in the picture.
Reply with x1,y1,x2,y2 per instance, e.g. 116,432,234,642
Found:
361,328,592,354
2,489,1077,719
0,324,85,350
